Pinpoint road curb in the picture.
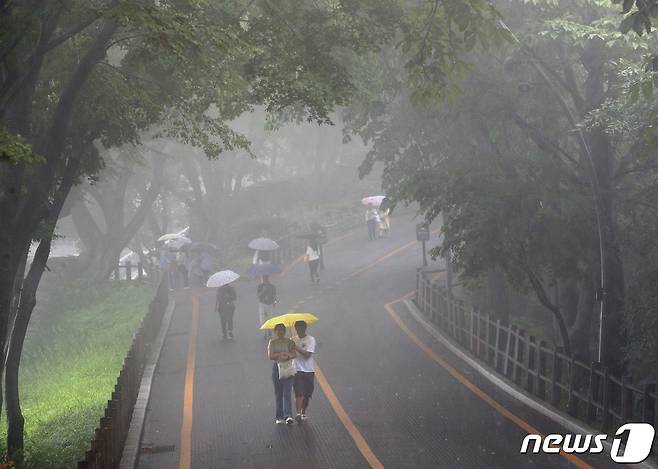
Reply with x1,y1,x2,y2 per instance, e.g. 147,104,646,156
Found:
402,299,657,469
119,296,177,469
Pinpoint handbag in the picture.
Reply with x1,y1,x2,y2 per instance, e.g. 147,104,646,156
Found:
277,359,296,380
303,254,309,263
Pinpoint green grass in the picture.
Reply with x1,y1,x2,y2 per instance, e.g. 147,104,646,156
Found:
0,282,154,468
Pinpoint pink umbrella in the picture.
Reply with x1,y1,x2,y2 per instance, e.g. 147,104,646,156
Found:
361,195,386,207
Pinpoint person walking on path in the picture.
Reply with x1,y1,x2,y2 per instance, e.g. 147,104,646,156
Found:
257,275,277,340
293,320,316,422
305,241,321,284
379,206,390,237
268,324,297,425
365,204,380,240
215,283,237,340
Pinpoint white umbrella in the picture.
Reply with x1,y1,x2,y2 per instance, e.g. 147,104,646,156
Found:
206,270,240,288
248,238,280,251
158,233,183,242
165,236,192,249
361,195,386,207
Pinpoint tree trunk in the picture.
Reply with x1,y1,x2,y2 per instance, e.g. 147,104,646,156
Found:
6,159,78,457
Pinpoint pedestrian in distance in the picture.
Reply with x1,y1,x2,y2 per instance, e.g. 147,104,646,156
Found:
177,249,189,288
305,241,321,284
293,320,316,422
257,275,277,341
167,249,179,288
268,323,297,425
310,222,326,270
378,206,390,237
215,282,237,340
365,204,380,240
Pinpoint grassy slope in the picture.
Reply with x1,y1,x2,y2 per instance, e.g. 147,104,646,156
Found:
1,282,154,468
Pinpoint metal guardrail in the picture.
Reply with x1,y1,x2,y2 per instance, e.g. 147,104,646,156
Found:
415,269,657,434
77,278,169,469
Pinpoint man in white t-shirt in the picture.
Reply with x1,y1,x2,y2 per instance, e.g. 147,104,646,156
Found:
305,242,321,284
292,320,316,422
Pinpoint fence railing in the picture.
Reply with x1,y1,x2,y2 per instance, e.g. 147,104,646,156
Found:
415,269,657,434
77,278,169,469
112,262,161,283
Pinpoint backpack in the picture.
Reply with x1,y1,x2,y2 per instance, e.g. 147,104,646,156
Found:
216,286,236,311
258,283,276,305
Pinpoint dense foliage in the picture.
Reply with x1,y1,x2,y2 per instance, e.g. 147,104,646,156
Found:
352,0,658,378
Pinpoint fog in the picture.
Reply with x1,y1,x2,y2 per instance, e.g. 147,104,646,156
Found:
2,1,657,468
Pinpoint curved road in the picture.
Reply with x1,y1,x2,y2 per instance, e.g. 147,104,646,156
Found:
137,213,617,469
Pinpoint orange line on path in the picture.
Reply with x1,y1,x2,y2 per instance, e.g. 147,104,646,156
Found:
315,366,385,469
385,299,593,469
178,296,200,469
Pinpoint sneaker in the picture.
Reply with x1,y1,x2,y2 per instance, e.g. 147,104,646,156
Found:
285,417,294,425
295,414,302,423
275,419,284,424
300,414,307,421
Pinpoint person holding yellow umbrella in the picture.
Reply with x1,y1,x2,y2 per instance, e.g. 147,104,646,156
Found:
261,313,319,424
267,324,297,425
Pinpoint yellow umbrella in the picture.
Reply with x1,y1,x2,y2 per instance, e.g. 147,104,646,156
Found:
260,312,319,330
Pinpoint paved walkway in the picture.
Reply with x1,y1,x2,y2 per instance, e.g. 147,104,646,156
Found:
138,214,617,468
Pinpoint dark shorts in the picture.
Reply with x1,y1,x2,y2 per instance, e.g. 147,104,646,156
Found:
294,371,315,399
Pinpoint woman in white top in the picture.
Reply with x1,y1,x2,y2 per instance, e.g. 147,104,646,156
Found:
305,241,321,284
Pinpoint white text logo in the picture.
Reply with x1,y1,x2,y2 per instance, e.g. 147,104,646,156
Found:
520,423,655,464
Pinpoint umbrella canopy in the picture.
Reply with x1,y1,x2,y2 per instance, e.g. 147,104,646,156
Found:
248,238,280,251
361,195,386,207
206,270,240,288
260,312,319,330
158,233,184,242
245,263,282,277
165,236,192,249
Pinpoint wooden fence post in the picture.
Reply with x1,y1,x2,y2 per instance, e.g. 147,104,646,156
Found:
586,362,601,424
601,367,612,432
474,309,481,357
469,308,475,353
512,329,525,385
125,261,132,281
484,315,491,364
551,346,563,406
503,325,516,378
568,356,579,417
642,383,656,425
536,340,547,399
621,376,633,422
137,262,144,279
525,336,535,393
493,320,501,371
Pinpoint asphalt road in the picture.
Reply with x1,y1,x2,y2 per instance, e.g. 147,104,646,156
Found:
137,214,618,469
